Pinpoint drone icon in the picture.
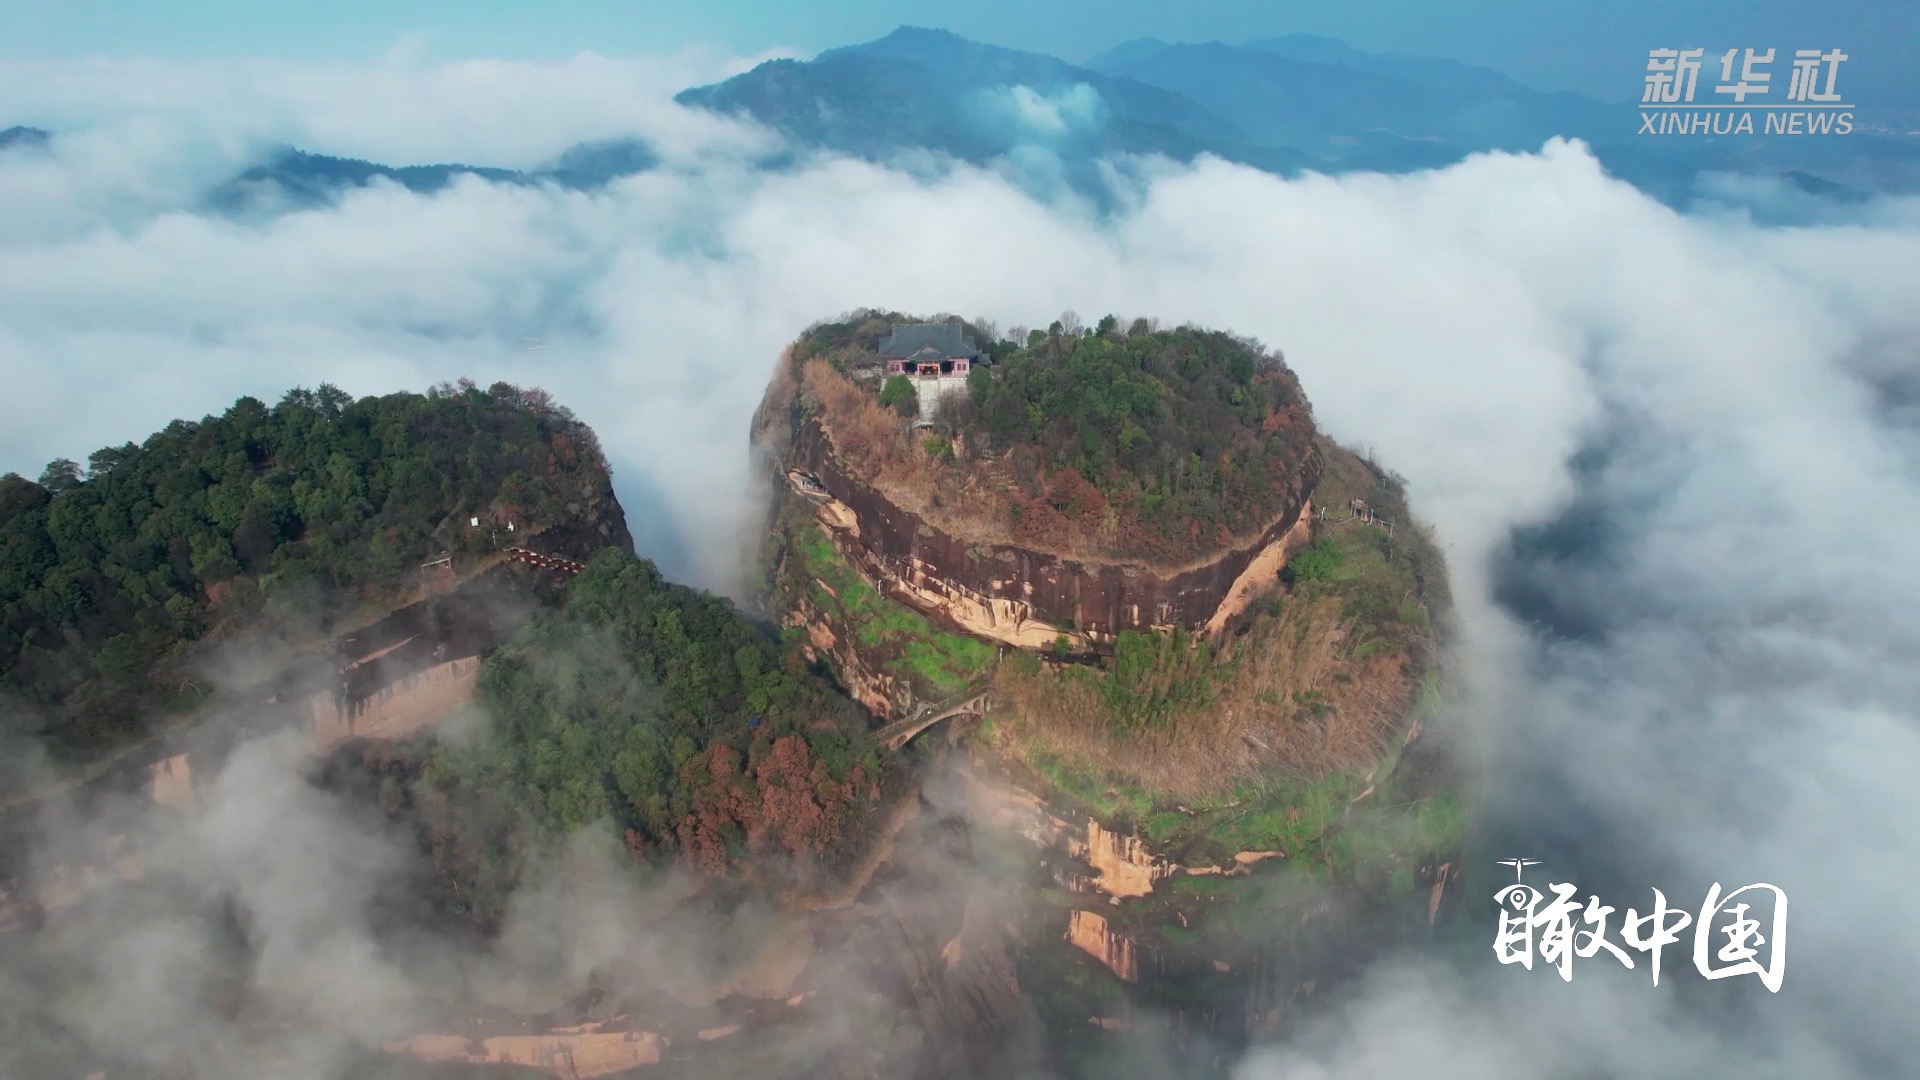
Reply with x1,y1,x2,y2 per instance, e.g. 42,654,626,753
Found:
1495,858,1542,882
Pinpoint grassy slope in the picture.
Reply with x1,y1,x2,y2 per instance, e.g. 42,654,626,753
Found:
966,436,1469,961
777,507,996,698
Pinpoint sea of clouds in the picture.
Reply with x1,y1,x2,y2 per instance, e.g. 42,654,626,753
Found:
3,45,1919,1079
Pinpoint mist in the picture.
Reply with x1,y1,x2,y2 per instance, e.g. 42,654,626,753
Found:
3,47,1919,1079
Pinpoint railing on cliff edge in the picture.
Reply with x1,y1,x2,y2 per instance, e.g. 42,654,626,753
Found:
501,547,586,575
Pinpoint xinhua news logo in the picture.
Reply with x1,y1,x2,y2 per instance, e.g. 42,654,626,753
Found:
1641,48,1853,136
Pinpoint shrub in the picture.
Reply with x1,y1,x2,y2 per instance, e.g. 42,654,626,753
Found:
1286,540,1345,582
878,375,918,417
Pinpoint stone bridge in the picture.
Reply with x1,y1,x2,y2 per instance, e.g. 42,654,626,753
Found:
874,686,993,752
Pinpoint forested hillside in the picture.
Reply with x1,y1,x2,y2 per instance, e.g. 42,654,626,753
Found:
412,551,885,919
0,380,611,760
968,323,1317,560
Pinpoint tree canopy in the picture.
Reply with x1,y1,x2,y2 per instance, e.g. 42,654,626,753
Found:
967,326,1316,557
0,379,609,758
424,550,883,879
785,312,1320,563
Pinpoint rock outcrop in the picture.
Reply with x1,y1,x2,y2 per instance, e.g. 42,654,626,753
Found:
2,554,595,934
782,413,1320,649
782,589,918,718
308,656,482,753
146,754,197,815
1069,820,1171,899
955,764,1291,900
386,1027,667,1078
1067,909,1137,982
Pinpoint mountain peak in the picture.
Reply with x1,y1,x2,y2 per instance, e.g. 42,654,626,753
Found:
878,25,967,44
0,125,52,151
1257,32,1349,49
826,24,1064,72
1084,38,1176,70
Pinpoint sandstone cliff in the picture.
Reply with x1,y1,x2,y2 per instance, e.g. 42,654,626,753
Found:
753,315,1327,659
783,412,1320,649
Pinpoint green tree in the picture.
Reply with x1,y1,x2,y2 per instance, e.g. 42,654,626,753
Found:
958,326,1314,561
0,379,615,767
1286,540,1344,582
38,459,82,495
314,382,353,418
425,549,882,874
878,375,918,417
86,443,138,480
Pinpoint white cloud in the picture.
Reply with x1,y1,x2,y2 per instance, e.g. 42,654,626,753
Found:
974,82,1108,139
0,49,780,167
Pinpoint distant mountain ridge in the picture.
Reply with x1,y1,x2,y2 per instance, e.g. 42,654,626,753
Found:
209,148,525,210
675,27,1916,200
7,26,1914,211
206,138,661,211
673,26,1315,189
1084,36,1623,162
1,126,662,212
1239,34,1556,99
820,26,1245,144
0,126,51,151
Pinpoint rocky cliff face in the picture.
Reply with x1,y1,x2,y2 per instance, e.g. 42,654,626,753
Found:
782,586,920,718
0,472,634,937
1066,909,1137,983
387,1028,668,1078
532,463,636,561
781,413,1320,650
1,571,531,931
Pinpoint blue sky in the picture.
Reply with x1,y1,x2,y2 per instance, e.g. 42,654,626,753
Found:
2,0,1912,103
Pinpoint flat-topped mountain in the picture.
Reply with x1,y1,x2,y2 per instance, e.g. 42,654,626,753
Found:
754,312,1324,658
754,310,1449,799
745,310,1464,1051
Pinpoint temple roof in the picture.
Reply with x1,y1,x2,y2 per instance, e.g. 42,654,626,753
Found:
878,322,979,359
